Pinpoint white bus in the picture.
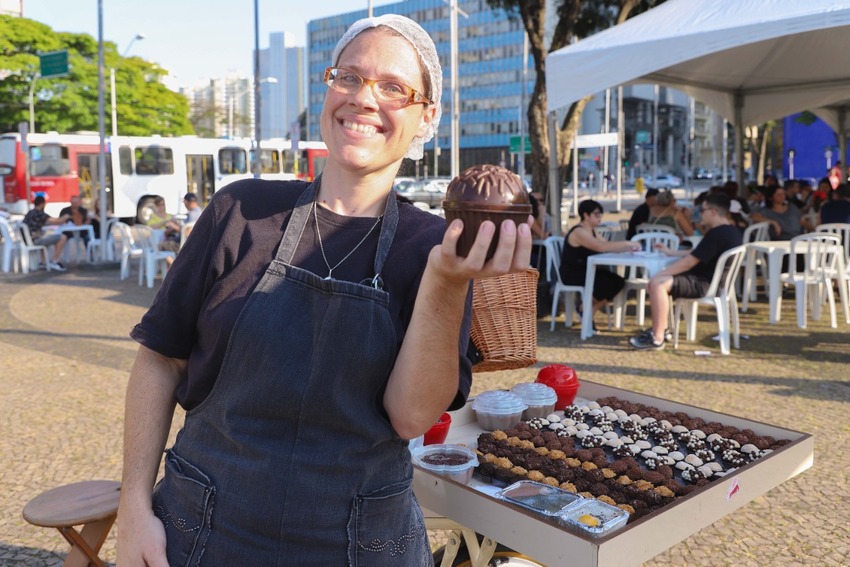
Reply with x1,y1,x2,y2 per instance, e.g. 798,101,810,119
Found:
1,132,327,221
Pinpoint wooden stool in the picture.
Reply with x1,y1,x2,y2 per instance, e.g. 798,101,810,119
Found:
23,480,120,567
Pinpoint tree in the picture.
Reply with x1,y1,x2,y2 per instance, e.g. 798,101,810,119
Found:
484,1,665,204
745,121,778,186
0,15,193,136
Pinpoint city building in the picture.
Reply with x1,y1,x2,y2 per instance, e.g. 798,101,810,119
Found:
0,0,22,17
306,0,728,180
184,75,254,139
183,29,306,143
307,0,532,177
260,32,305,140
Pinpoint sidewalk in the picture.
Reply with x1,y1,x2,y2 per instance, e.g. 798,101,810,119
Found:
0,264,847,566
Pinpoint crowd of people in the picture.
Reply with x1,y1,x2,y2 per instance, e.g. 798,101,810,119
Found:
552,167,850,350
10,192,204,272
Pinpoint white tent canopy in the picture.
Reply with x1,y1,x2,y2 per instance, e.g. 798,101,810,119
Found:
542,0,850,227
546,0,850,126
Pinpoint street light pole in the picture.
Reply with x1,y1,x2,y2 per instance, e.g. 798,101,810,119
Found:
447,0,467,180
28,73,39,133
253,0,262,179
97,0,108,262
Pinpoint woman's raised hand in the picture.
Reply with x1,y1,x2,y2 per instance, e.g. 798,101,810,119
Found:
429,216,534,285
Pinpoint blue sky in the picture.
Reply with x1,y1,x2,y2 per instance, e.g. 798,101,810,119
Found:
22,0,397,87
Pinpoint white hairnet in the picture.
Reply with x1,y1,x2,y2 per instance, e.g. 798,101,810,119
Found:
332,14,442,161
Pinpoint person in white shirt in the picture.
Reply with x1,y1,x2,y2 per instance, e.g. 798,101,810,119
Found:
183,193,203,223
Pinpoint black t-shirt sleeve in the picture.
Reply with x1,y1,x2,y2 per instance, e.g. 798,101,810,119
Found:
130,193,221,359
689,225,741,279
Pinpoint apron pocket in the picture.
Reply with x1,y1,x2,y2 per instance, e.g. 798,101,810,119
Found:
348,481,432,567
152,449,215,567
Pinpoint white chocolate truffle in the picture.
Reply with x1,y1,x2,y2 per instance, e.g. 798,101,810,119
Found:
684,454,704,467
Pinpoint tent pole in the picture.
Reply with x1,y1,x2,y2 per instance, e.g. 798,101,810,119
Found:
617,85,623,212
548,111,562,236
735,93,745,197
572,140,579,220
838,106,847,175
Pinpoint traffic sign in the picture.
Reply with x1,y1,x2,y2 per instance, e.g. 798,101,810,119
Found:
510,135,531,154
39,50,69,78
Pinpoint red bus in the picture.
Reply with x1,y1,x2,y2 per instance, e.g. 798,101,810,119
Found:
0,132,328,220
0,133,104,216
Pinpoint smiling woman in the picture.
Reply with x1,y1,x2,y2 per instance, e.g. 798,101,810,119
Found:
118,13,533,567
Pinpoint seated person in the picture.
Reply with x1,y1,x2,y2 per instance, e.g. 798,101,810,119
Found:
751,186,802,240
819,184,850,224
629,193,742,350
626,188,659,239
561,200,641,327
146,196,181,256
691,191,709,234
183,192,203,223
746,185,766,212
22,195,71,271
728,199,750,233
59,195,90,244
647,190,694,238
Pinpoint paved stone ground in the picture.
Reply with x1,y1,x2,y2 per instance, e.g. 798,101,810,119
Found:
0,263,848,566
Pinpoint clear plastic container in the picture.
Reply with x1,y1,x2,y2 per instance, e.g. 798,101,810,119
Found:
510,383,558,420
558,499,629,537
411,444,479,485
497,480,583,516
471,390,527,431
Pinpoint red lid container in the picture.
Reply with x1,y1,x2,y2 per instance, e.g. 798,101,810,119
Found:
535,365,580,410
424,412,452,445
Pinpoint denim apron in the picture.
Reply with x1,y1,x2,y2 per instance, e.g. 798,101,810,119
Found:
152,180,433,566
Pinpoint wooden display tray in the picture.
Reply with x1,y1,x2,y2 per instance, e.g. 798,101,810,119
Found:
413,380,813,566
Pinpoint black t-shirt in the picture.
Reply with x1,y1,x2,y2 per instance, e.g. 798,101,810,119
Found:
820,200,850,224
131,179,473,411
626,202,650,239
687,224,742,280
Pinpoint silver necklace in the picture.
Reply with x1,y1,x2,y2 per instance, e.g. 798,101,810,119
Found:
313,199,382,280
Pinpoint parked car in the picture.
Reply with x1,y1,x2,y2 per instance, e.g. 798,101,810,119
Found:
643,174,683,189
693,167,713,180
394,177,451,208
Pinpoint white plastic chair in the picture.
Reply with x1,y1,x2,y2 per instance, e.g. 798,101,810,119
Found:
778,233,845,329
180,221,196,249
615,232,680,329
672,244,747,355
740,221,772,303
16,222,51,274
595,225,624,242
636,223,676,235
114,222,145,281
816,223,850,299
543,236,585,331
133,225,176,288
0,218,22,273
86,218,118,262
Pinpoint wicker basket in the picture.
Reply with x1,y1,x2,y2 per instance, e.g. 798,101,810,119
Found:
470,268,539,373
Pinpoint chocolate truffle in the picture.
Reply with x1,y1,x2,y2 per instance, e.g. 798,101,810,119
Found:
443,164,532,259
